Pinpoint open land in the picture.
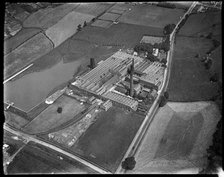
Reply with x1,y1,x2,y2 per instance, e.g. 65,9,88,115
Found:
71,106,145,173
72,23,163,49
167,36,220,101
23,4,80,29
7,142,97,174
4,111,29,129
22,95,87,134
209,46,222,82
45,11,95,47
99,12,121,21
178,11,221,38
71,3,114,16
4,32,53,79
4,28,42,55
4,130,26,156
91,20,113,28
118,4,185,28
127,101,221,174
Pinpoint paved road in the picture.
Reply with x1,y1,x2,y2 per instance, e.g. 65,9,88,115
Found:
115,1,198,174
3,124,111,174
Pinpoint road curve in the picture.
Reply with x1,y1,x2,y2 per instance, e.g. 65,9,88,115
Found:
3,124,111,174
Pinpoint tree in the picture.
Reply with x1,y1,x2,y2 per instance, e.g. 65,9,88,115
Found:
210,73,219,82
83,21,87,27
206,32,213,39
121,156,136,170
160,37,170,52
205,58,212,70
146,53,158,62
57,107,62,113
161,58,167,65
163,24,176,35
134,43,154,54
77,24,82,31
212,39,220,48
159,95,167,107
164,91,169,99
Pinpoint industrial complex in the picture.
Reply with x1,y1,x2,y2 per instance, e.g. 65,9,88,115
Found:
4,1,221,175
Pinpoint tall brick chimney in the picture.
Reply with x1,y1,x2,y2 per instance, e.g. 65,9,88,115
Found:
130,58,134,97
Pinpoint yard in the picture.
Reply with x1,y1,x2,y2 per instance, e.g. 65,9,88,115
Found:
118,4,185,28
167,36,220,102
22,95,86,134
71,106,145,173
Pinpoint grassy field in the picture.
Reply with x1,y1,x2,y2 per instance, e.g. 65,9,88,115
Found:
4,32,53,79
22,95,86,134
128,102,221,174
7,142,97,174
99,12,120,21
167,36,220,102
23,4,80,29
4,28,42,55
118,4,185,28
73,3,114,16
72,106,145,173
45,11,94,47
209,46,222,82
73,23,163,49
4,130,26,156
4,111,29,129
178,12,221,37
91,20,113,28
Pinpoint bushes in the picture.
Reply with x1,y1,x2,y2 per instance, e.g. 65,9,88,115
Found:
204,58,212,70
163,24,176,35
161,58,167,65
159,95,167,107
83,21,87,27
159,92,169,107
210,73,219,82
200,119,222,174
160,37,170,52
77,24,82,31
146,53,159,62
157,2,176,9
134,43,154,54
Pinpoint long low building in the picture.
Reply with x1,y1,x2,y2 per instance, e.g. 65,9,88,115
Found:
102,91,138,111
72,51,143,95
